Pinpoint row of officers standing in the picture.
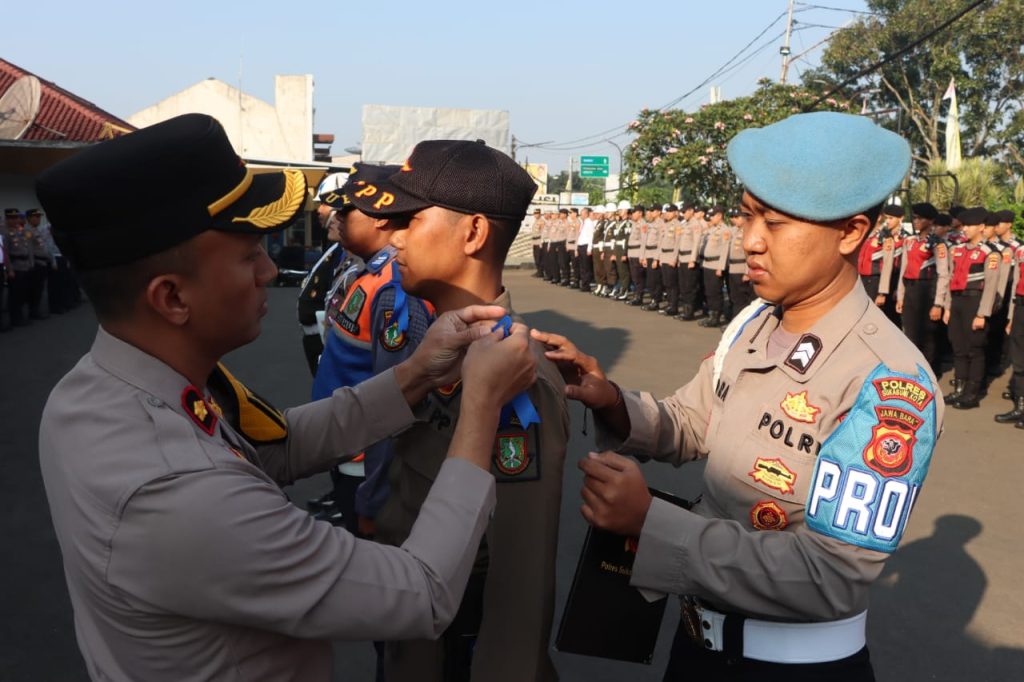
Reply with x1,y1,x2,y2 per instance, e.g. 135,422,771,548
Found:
855,203,1023,424
0,207,80,332
528,199,1024,427
529,201,754,329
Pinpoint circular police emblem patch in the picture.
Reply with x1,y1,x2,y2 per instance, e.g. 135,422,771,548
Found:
379,311,407,351
750,500,788,531
863,422,915,478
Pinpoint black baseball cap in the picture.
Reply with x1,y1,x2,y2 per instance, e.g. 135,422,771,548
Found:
355,139,536,221
706,205,725,217
25,208,42,218
4,208,20,218
882,204,904,218
36,114,307,271
680,201,695,211
321,162,401,212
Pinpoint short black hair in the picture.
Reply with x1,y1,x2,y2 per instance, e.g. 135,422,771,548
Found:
75,242,198,321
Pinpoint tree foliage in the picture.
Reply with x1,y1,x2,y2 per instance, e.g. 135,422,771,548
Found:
807,0,1024,169
621,80,847,204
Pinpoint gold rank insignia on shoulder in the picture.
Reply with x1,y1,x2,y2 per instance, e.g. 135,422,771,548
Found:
182,385,217,435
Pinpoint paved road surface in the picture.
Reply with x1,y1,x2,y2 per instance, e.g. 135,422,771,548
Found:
2,269,1021,681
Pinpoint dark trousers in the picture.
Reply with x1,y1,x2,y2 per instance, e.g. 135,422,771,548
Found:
661,263,679,311
29,264,48,317
728,273,754,317
679,263,702,310
556,241,570,283
547,241,567,282
629,257,644,299
986,296,1010,376
532,244,543,276
901,278,941,370
703,267,725,314
604,255,618,287
48,255,75,313
615,257,630,292
663,621,875,682
593,250,607,286
577,245,593,290
8,268,30,325
861,273,881,299
645,263,663,304
1008,300,1024,396
543,243,558,281
568,246,578,284
949,293,988,384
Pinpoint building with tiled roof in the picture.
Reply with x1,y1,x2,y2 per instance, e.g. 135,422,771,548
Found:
0,58,135,142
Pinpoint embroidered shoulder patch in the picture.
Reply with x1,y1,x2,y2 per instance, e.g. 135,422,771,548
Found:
780,391,820,423
806,364,937,553
491,429,541,482
338,286,367,334
748,457,797,495
785,334,822,374
181,385,217,435
751,501,788,530
379,310,408,351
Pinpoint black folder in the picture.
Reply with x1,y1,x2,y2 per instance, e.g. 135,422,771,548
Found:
555,488,691,664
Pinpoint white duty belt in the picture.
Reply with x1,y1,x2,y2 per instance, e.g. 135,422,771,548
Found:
681,597,867,664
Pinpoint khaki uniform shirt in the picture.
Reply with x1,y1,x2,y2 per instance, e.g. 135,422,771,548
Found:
540,218,551,246
658,218,682,266
626,219,644,258
567,217,580,248
39,328,496,682
599,282,943,621
528,216,542,244
375,290,569,682
701,223,731,271
677,219,699,267
550,217,567,243
726,227,747,274
641,218,662,263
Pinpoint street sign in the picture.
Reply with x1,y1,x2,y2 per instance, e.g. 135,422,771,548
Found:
580,154,610,178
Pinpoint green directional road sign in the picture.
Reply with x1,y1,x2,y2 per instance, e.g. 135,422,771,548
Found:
579,155,610,178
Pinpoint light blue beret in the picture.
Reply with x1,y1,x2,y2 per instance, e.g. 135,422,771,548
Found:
726,112,911,222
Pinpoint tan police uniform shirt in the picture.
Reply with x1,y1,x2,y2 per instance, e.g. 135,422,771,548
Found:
39,328,496,682
701,223,731,271
676,218,699,267
727,226,747,275
626,219,644,259
658,218,682,266
641,218,662,264
598,282,944,621
375,289,569,682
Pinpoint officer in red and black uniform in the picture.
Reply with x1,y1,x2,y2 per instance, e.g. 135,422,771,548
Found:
985,210,1017,379
996,225,1024,426
857,204,900,301
895,202,948,371
942,207,1002,409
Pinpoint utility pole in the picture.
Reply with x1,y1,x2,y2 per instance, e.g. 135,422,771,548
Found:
567,156,573,192
780,0,795,84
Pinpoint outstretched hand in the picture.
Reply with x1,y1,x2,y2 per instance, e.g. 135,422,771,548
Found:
579,451,652,537
530,329,618,409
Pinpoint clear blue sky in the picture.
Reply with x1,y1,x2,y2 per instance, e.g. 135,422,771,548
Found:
5,0,869,172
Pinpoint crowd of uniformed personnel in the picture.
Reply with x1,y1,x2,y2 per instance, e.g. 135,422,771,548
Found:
0,207,80,331
528,201,755,329
528,199,1024,428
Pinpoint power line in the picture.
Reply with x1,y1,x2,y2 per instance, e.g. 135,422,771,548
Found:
803,0,993,111
796,2,878,15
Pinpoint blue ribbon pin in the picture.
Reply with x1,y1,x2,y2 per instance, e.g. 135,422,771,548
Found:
491,315,540,428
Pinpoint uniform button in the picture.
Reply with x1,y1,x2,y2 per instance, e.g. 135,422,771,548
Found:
146,396,163,407
702,620,711,630
863,323,878,335
704,638,713,648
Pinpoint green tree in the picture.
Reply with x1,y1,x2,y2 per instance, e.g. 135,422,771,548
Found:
909,157,1011,207
622,80,846,204
808,0,1024,167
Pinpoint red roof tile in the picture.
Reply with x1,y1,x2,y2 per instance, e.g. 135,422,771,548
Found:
0,58,136,142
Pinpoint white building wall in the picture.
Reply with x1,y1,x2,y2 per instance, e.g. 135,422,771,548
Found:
128,76,314,162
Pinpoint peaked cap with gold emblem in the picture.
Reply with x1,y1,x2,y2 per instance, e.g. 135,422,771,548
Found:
36,113,307,270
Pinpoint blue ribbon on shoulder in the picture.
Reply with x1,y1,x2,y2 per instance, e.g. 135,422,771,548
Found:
491,315,540,428
390,260,409,332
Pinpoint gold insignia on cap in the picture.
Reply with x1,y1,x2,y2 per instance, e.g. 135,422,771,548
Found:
231,170,306,229
209,167,255,217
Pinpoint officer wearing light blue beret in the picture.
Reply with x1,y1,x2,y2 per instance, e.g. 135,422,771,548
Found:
535,111,943,681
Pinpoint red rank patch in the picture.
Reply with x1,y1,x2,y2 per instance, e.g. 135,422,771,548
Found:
750,501,788,531
181,385,217,435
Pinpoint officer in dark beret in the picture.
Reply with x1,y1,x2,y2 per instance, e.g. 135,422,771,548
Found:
895,202,948,371
34,113,537,681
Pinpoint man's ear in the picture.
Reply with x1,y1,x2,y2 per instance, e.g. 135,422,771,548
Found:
464,214,491,256
838,213,873,256
144,275,191,326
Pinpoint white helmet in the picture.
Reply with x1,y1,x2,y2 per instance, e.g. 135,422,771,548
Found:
604,202,616,212
316,172,349,198
617,200,631,210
